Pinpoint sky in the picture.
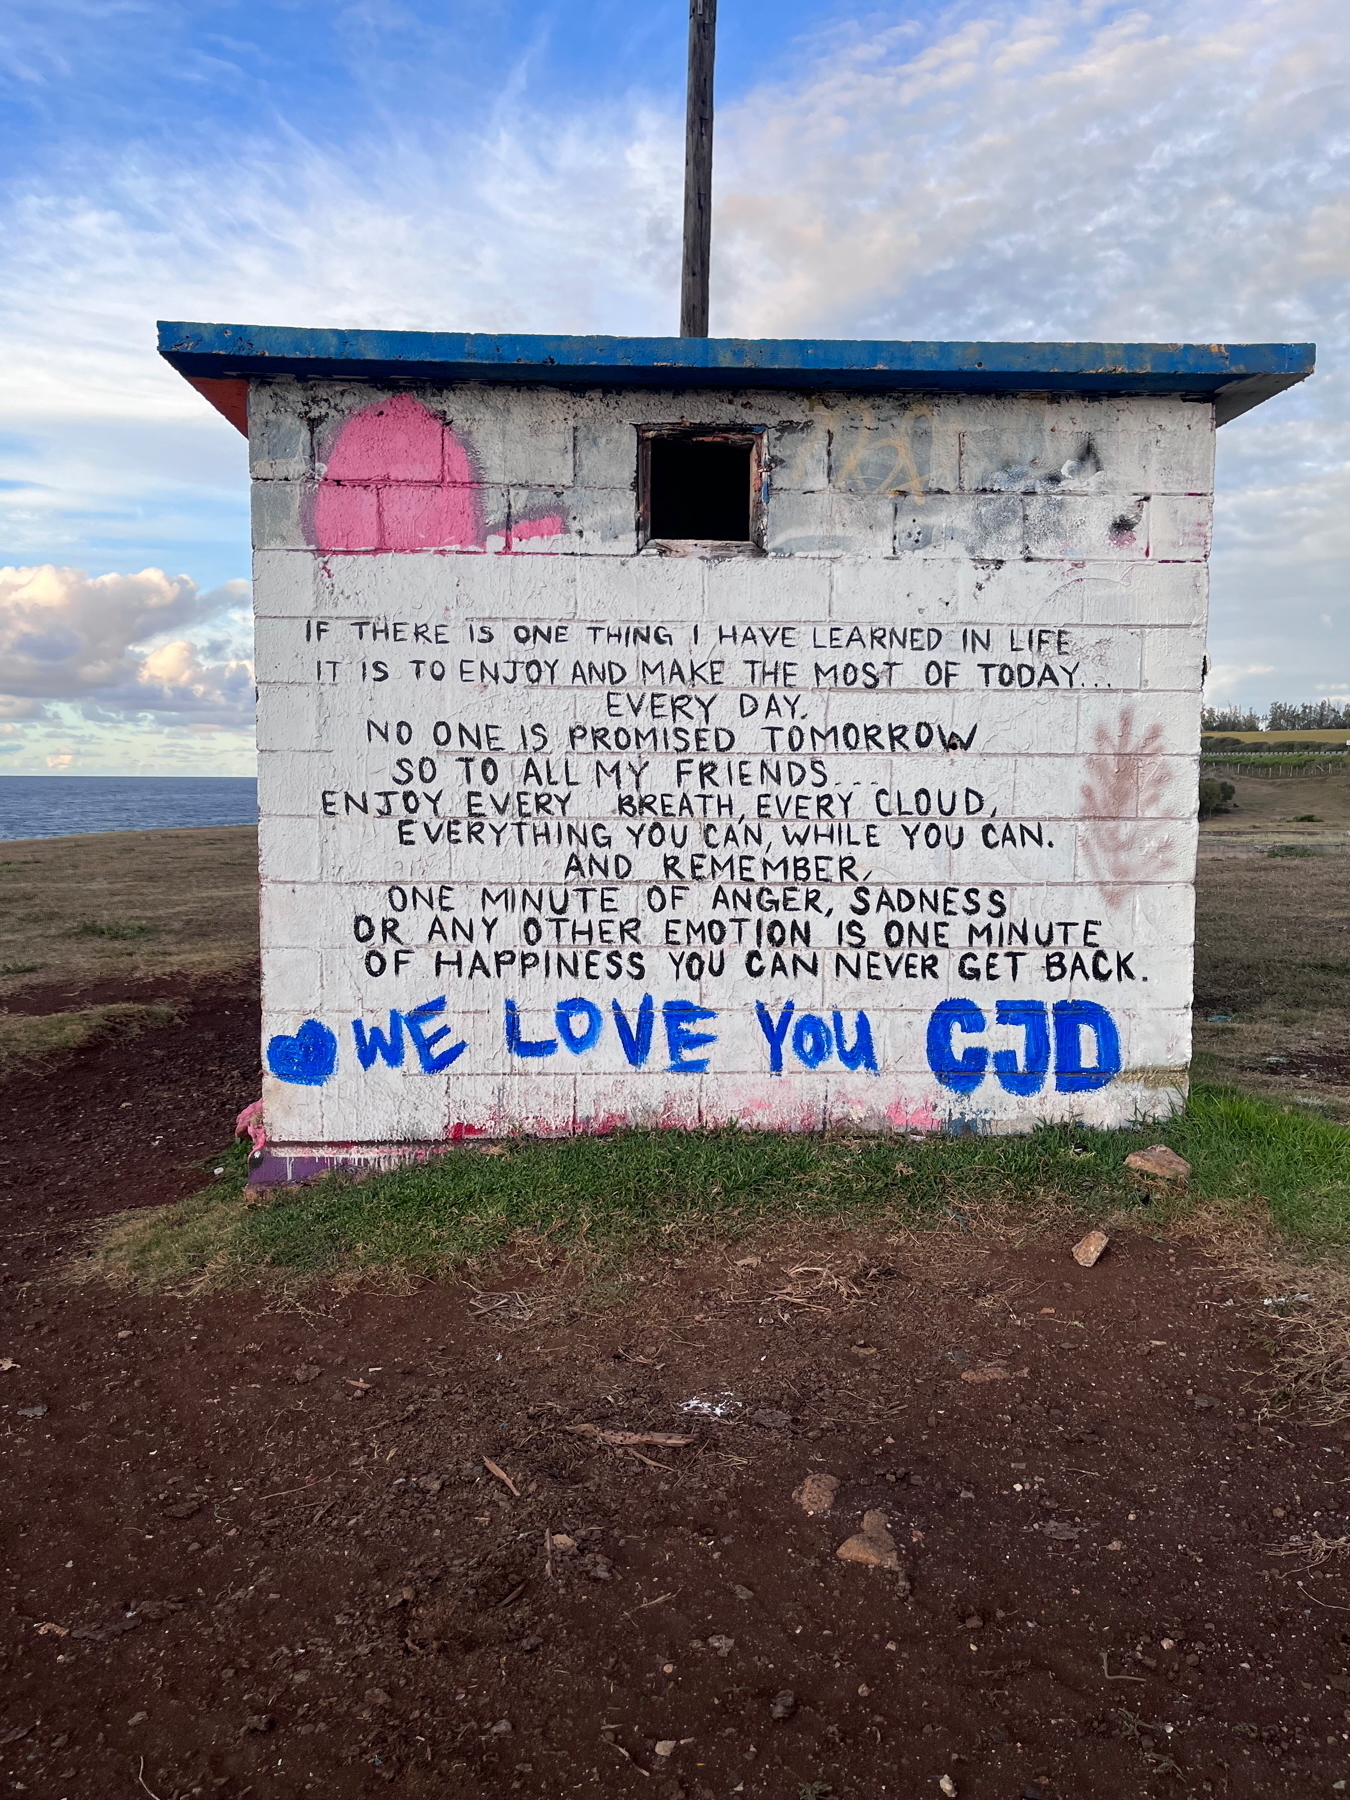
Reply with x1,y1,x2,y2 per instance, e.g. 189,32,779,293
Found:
0,0,1346,775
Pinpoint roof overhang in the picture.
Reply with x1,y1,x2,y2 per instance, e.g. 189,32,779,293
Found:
159,322,1315,436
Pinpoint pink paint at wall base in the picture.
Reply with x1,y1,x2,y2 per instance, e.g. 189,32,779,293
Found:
309,395,563,553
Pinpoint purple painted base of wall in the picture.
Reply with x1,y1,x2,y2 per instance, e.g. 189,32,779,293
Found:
248,1117,1010,1188
249,1154,333,1187
248,1144,456,1187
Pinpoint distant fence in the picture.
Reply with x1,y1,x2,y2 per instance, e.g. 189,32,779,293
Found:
1199,753,1349,778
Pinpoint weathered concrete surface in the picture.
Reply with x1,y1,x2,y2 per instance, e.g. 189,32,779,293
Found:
247,381,1213,1172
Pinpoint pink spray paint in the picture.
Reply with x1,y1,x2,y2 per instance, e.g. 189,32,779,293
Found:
310,395,564,553
235,1098,267,1154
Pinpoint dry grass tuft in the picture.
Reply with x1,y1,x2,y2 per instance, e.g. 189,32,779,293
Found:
1172,1205,1350,1421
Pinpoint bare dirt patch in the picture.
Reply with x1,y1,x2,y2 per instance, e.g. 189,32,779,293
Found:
7,1215,1350,1799
0,974,260,1276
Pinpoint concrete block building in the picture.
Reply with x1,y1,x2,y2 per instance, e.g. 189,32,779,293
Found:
160,325,1313,1181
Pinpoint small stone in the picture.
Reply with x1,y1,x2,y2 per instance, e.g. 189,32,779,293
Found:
940,1777,957,1797
1193,1394,1217,1410
1071,1229,1110,1268
837,1510,904,1575
751,1408,792,1431
1124,1145,1190,1182
584,1555,612,1580
857,1683,870,1697
793,1472,840,1514
963,1613,983,1630
364,1688,392,1706
128,1711,148,1726
1159,1638,1175,1651
293,1364,321,1383
1042,1520,1081,1541
770,1690,796,1720
242,1715,275,1734
489,1718,513,1735
17,1404,48,1419
549,1533,578,1553
707,1634,735,1657
655,1740,677,1758
732,1584,754,1601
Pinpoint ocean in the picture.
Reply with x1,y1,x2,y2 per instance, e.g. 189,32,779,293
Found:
0,776,259,843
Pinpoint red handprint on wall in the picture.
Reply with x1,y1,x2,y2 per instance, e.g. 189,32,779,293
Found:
1078,704,1188,905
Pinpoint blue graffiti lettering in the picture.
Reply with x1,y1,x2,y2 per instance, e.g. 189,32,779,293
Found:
833,1010,878,1073
991,999,1050,1096
792,1013,832,1069
403,997,468,1073
663,999,718,1073
1052,999,1121,1092
556,997,604,1054
926,998,988,1094
758,999,879,1074
755,999,795,1074
352,1012,405,1070
505,998,557,1058
925,997,1120,1094
611,995,655,1067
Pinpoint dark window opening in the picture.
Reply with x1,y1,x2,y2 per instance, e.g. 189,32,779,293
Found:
646,434,753,541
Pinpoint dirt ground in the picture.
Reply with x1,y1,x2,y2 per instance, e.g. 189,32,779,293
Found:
5,837,1350,1799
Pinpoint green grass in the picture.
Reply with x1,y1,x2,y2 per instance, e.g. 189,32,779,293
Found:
82,1083,1350,1293
67,919,157,940
1268,844,1326,859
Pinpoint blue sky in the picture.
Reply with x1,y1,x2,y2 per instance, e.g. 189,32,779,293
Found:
0,0,1346,773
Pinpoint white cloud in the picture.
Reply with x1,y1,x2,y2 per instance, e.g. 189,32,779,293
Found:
1204,662,1276,701
0,564,253,727
716,0,1348,346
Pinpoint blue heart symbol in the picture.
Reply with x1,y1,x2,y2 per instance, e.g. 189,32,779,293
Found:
266,1018,338,1086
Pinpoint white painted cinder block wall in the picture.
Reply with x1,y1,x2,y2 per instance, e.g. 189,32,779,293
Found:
247,378,1213,1163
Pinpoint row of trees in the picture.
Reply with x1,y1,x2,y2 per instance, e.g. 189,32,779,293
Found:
1202,702,1350,732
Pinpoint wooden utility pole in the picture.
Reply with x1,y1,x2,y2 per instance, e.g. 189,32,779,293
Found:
680,0,717,338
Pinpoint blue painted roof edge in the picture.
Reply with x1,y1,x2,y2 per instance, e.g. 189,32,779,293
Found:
158,322,1314,422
